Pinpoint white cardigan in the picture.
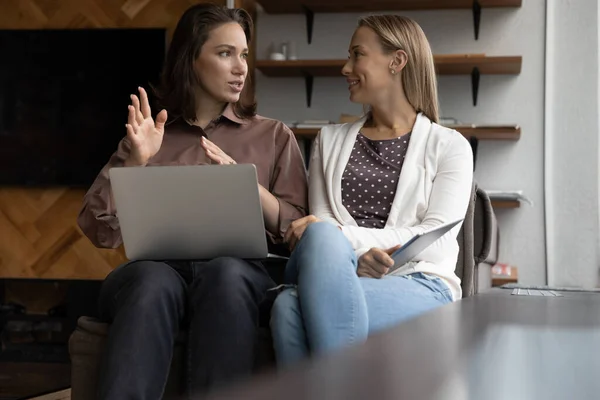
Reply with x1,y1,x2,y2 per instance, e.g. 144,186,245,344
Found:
309,113,473,300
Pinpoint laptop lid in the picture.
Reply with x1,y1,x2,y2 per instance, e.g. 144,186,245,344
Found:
108,164,268,261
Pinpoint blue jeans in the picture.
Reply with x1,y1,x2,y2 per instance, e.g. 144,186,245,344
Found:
270,222,454,366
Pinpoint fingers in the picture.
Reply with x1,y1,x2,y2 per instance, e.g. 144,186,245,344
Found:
285,216,314,241
385,244,402,255
307,215,320,224
138,87,152,119
283,220,304,248
201,137,221,154
155,109,168,131
359,250,390,277
288,224,308,251
201,137,235,165
130,94,144,125
357,264,378,279
284,218,311,250
125,123,136,141
283,225,295,245
127,105,139,131
366,258,389,276
204,149,221,164
372,249,394,269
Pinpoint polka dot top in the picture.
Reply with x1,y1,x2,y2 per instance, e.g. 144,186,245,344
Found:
342,132,412,229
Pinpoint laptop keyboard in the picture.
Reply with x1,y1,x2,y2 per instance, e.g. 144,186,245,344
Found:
511,288,563,297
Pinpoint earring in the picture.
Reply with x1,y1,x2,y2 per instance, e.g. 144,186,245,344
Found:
390,69,396,75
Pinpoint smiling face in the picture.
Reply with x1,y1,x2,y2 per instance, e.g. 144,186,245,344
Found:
341,26,399,106
193,22,249,104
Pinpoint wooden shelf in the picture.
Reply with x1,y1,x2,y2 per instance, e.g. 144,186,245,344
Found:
491,199,521,209
448,125,521,140
292,126,521,141
256,56,522,77
256,56,521,106
258,0,522,14
257,0,522,43
257,59,345,77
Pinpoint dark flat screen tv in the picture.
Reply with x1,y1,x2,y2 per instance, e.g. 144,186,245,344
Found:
0,28,166,188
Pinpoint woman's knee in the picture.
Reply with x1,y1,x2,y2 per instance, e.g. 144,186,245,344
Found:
303,221,341,241
197,257,252,287
292,222,356,281
99,260,186,318
191,257,272,305
298,222,354,255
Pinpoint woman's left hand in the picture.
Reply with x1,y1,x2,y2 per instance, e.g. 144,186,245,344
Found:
201,136,236,165
284,215,321,251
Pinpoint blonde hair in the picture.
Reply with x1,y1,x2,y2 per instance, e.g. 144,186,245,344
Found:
358,15,439,123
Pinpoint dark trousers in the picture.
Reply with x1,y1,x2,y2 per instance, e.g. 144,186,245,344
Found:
96,257,275,400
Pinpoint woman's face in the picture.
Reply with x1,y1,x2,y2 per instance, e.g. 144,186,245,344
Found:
193,22,249,104
341,26,397,105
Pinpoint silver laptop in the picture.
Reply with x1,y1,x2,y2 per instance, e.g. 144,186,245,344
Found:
109,164,275,261
389,218,463,273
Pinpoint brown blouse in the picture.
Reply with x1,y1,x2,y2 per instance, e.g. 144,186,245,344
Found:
342,132,411,229
77,104,308,249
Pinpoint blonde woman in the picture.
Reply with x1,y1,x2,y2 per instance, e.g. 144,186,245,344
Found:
270,15,473,365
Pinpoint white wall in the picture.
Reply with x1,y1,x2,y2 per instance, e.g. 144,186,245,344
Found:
545,0,599,288
254,1,548,285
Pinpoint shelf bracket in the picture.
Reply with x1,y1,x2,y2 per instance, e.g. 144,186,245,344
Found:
469,136,479,171
303,139,313,169
472,0,481,40
302,6,315,44
303,72,314,107
471,67,480,106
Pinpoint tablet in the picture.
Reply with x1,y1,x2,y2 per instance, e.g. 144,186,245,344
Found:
388,219,463,273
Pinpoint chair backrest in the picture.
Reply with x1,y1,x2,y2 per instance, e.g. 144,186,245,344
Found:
455,181,497,297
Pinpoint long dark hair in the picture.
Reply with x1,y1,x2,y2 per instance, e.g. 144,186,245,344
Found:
154,3,256,122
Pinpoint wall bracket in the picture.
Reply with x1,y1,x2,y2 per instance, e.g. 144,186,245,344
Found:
303,72,314,107
473,0,481,40
303,6,314,44
469,136,479,171
471,67,480,106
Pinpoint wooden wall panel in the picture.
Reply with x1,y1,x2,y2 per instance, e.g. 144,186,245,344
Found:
0,0,250,279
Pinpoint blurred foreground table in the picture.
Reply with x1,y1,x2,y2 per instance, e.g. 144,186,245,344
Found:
203,288,600,400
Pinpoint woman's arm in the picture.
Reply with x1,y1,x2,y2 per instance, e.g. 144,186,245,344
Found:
259,185,282,236
263,124,309,241
77,138,132,249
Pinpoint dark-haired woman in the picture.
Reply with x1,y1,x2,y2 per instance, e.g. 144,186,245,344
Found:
77,4,307,399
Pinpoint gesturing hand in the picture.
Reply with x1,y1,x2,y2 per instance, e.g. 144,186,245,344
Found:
124,87,168,167
200,137,236,165
357,245,401,279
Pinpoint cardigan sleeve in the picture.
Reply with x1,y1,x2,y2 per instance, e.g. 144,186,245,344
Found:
309,131,343,227
341,133,474,261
